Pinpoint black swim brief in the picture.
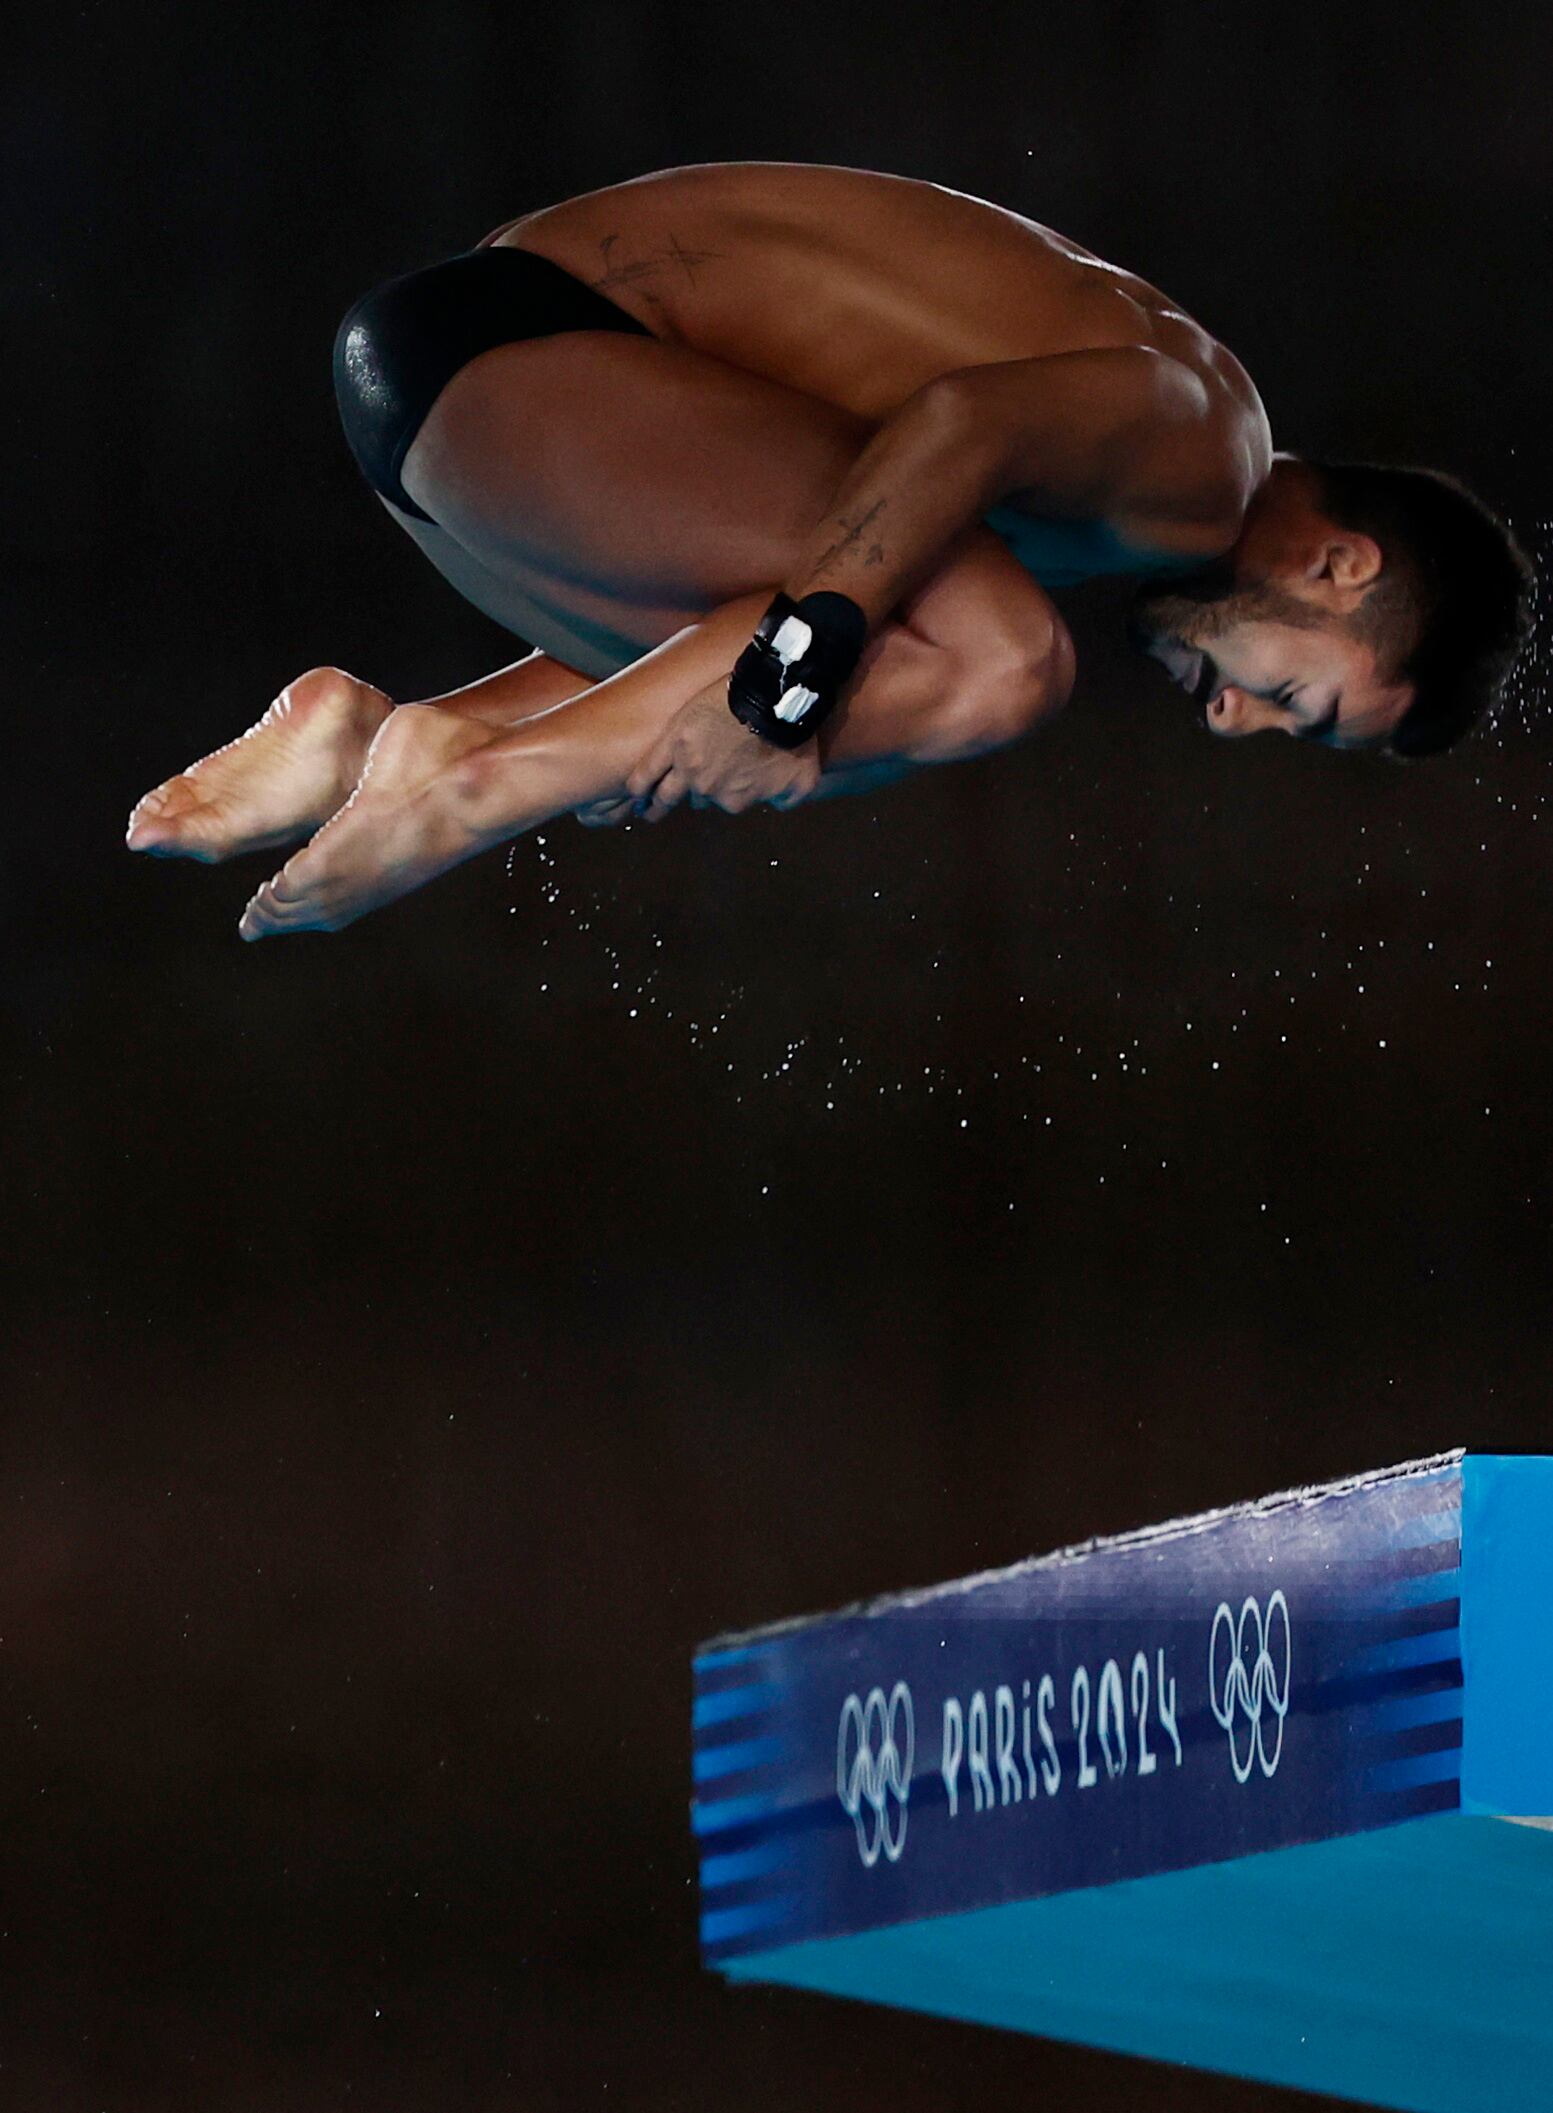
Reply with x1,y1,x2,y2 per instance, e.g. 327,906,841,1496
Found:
332,245,652,523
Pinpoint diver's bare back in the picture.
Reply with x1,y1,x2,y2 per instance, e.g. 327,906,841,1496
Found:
493,160,1268,487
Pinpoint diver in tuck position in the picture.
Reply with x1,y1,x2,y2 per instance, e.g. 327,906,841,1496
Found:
126,162,1533,939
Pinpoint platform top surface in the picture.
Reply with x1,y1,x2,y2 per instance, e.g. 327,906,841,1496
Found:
698,1448,1466,1655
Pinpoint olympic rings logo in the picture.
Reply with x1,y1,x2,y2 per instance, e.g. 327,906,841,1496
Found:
837,1683,914,1867
1208,1592,1292,1782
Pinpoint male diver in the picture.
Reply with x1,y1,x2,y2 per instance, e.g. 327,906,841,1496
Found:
125,163,1533,938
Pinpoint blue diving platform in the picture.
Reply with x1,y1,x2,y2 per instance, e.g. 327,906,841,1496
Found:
692,1452,1553,2111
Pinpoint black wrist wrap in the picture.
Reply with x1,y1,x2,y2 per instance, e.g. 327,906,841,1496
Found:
727,592,869,750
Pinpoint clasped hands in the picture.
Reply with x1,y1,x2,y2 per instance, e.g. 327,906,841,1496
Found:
575,680,822,829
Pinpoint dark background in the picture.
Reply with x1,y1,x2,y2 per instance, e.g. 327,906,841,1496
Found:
5,0,1551,2105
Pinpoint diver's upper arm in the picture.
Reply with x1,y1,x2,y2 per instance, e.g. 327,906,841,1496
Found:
938,345,1241,548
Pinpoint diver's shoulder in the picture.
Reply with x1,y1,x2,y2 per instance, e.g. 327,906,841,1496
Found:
1203,344,1274,515
1144,309,1273,509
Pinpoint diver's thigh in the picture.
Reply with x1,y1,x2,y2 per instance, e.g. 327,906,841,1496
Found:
398,330,874,608
387,503,656,679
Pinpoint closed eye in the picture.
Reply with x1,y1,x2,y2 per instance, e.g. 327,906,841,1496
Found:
1292,696,1342,744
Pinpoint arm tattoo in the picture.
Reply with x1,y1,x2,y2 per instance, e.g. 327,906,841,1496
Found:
811,499,890,579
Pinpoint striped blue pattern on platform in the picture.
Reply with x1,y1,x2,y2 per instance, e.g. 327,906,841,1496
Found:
692,1681,779,1732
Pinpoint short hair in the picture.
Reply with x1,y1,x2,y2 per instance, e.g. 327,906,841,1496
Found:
1308,461,1536,757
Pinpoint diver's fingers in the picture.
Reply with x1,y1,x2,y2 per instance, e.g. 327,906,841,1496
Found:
643,768,690,823
575,796,634,828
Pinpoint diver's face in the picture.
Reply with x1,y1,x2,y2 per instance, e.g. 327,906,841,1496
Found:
1129,563,1414,750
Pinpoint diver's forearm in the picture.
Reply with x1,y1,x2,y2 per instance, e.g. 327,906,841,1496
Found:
782,380,1008,630
454,582,986,842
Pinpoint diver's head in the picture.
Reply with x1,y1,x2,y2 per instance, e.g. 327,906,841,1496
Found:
1128,456,1534,756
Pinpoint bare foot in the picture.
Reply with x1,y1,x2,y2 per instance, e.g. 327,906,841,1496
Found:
238,706,498,939
126,666,394,862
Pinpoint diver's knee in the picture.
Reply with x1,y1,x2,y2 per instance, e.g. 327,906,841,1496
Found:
960,606,1075,750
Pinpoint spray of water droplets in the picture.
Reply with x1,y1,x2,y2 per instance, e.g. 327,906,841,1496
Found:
500,535,1551,1214
1484,516,1550,742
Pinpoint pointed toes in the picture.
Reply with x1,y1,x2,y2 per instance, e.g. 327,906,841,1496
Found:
126,778,223,858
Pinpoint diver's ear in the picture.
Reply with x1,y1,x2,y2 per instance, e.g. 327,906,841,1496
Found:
1309,532,1384,588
